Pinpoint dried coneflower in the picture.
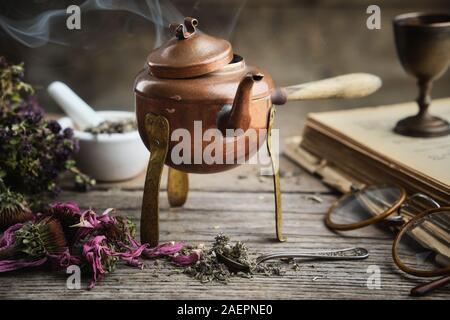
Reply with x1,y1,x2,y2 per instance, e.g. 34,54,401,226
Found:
43,202,81,245
0,200,189,289
104,215,136,246
82,235,119,289
0,218,70,272
15,218,67,257
0,181,34,230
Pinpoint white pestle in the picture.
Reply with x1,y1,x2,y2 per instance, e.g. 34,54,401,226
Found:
47,81,104,131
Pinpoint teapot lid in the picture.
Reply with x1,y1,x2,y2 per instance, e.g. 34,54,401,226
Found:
147,17,233,79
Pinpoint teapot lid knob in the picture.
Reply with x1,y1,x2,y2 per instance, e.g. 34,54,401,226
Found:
147,17,233,78
169,17,198,40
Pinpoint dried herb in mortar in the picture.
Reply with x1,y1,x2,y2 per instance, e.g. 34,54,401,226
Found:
85,119,137,135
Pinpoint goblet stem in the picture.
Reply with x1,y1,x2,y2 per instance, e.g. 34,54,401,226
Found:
394,77,450,137
416,79,432,118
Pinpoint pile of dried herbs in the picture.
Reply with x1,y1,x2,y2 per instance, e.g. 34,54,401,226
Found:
182,234,283,283
85,119,137,135
0,57,94,207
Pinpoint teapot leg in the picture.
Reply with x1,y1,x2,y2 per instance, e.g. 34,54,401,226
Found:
141,113,169,247
267,106,286,242
167,167,189,207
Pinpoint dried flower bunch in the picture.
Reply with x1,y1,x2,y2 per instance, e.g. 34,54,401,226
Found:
0,202,186,289
0,57,94,205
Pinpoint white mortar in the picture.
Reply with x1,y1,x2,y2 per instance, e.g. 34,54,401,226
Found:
58,111,148,182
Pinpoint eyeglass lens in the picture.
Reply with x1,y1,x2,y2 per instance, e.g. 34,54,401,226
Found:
394,209,450,275
328,185,403,227
398,194,441,221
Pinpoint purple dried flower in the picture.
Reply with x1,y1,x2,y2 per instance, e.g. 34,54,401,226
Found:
0,219,76,273
0,257,48,272
142,241,185,258
44,202,82,245
75,208,113,229
47,120,61,134
0,199,190,289
15,96,43,117
0,223,24,249
71,208,116,244
82,235,110,289
105,217,135,245
111,243,147,270
0,57,93,202
63,127,74,139
82,235,126,289
47,248,80,270
18,140,32,154
172,249,202,266
50,202,81,215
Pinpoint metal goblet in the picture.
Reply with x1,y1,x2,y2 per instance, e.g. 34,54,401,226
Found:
393,12,450,137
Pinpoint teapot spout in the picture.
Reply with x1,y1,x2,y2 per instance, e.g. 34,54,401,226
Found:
218,73,263,134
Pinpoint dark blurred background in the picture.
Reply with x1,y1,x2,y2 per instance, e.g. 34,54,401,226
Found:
1,0,449,138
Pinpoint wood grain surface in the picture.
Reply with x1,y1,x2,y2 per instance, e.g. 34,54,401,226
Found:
1,155,448,300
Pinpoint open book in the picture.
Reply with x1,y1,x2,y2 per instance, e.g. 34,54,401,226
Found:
285,98,450,204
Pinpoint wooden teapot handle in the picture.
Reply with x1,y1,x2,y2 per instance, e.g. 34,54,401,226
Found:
271,73,382,105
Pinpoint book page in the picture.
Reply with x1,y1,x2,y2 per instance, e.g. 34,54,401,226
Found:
308,98,450,187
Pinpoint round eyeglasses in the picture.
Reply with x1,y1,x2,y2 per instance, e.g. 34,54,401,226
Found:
324,184,450,296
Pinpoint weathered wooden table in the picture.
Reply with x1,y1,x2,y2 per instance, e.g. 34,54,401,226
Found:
1,154,448,300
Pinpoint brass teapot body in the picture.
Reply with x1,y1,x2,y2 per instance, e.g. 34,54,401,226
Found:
135,54,273,173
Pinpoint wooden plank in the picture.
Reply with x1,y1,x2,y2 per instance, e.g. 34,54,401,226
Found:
0,190,448,300
60,156,332,193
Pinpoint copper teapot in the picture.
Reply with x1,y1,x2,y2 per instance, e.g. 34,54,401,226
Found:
134,17,381,246
134,17,381,173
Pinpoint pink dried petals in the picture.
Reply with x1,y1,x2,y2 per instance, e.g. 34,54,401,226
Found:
0,223,23,249
121,256,144,269
72,209,98,229
0,201,191,290
71,208,119,243
50,202,80,214
82,235,150,289
0,257,47,272
47,248,81,270
0,220,80,272
82,235,110,289
172,249,202,266
116,239,185,269
111,241,147,270
142,241,184,258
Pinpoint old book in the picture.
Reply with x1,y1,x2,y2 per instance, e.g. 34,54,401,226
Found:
284,98,450,204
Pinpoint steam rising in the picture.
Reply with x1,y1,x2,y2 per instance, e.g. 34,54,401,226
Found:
0,0,244,48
